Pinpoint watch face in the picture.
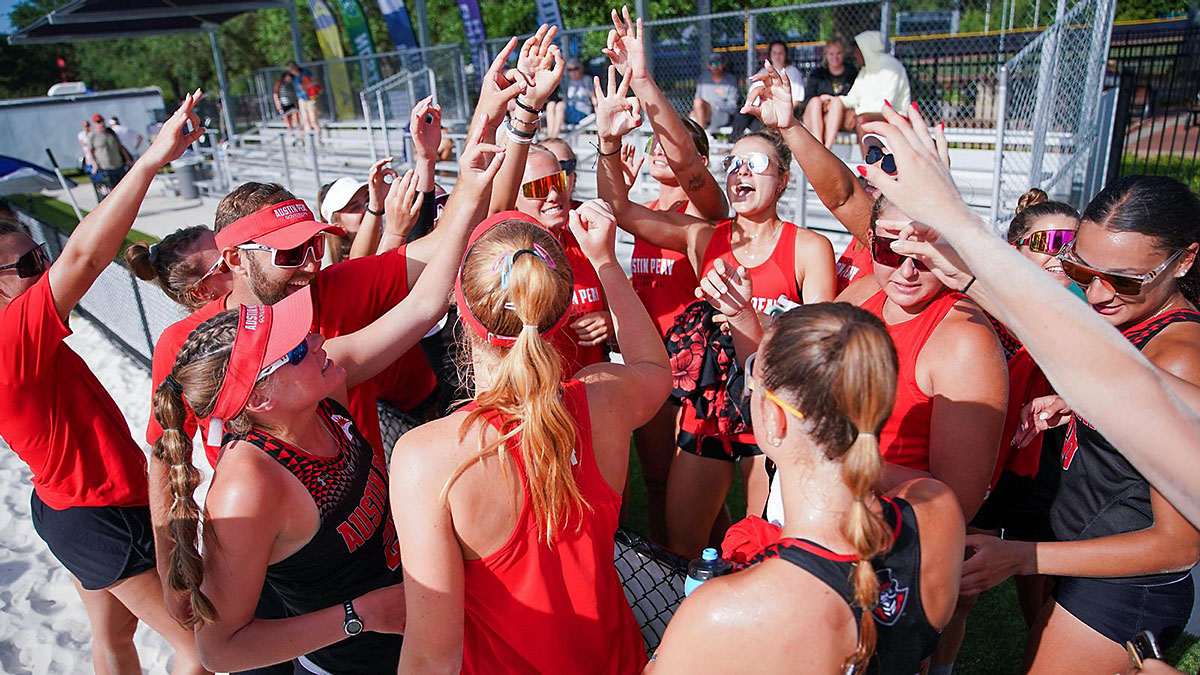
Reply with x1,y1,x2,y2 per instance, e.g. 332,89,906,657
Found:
345,618,363,636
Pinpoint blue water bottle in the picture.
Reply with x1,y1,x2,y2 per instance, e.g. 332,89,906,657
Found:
684,547,732,597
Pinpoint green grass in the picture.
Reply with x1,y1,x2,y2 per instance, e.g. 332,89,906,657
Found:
623,445,1200,672
1120,153,1200,192
5,193,158,252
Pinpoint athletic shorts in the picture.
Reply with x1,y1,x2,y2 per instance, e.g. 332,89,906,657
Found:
1053,574,1194,649
298,99,318,115
678,430,762,461
29,491,155,591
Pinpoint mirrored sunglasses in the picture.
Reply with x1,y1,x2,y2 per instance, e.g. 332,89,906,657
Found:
0,243,49,278
257,339,310,382
237,233,325,269
645,134,660,155
1058,240,1184,296
1016,229,1075,255
723,152,771,176
520,171,568,199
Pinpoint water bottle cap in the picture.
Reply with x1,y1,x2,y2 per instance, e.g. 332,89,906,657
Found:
702,548,719,561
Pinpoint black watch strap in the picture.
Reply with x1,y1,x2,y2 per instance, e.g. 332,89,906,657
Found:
343,600,364,636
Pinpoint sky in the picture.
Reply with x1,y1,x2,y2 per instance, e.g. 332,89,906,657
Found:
0,0,22,34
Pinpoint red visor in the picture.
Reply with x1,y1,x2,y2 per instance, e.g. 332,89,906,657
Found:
206,287,314,445
214,198,345,251
454,210,573,347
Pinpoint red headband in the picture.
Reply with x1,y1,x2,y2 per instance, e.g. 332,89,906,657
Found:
454,211,573,347
204,288,314,445
214,198,344,251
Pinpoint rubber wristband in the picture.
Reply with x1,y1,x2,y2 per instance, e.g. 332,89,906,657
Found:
367,206,384,217
961,276,976,294
505,121,536,140
514,98,540,115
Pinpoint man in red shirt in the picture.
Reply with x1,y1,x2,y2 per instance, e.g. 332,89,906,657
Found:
0,93,207,673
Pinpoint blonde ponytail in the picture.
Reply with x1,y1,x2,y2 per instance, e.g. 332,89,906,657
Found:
448,220,584,543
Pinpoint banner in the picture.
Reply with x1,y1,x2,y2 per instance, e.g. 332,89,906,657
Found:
378,0,420,50
338,0,382,87
534,0,565,33
308,0,357,120
456,0,489,74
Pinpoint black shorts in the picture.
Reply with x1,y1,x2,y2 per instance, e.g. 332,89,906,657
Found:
970,426,1064,540
280,103,298,115
1053,574,1194,649
678,430,762,461
29,491,156,591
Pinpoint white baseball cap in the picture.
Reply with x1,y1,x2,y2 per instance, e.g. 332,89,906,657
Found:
320,177,368,222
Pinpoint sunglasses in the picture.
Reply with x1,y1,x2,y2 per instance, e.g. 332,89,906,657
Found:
865,145,896,175
237,233,325,268
0,243,49,278
723,152,772,176
257,338,310,381
709,59,724,67
870,234,928,271
559,158,577,175
743,352,805,420
1016,229,1075,255
1058,240,1185,296
520,171,568,199
645,134,661,155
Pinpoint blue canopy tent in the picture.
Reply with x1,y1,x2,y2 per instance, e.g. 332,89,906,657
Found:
0,155,61,197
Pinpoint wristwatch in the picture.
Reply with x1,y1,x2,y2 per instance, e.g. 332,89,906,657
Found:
343,600,364,637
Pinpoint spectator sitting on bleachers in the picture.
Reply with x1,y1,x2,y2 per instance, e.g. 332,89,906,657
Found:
690,51,739,132
803,38,859,148
832,31,912,145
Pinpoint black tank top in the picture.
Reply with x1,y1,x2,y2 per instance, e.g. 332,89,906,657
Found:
750,497,939,675
1051,308,1200,585
240,398,403,673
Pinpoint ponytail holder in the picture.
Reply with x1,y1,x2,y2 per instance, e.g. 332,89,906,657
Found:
493,244,558,290
164,374,184,394
522,324,539,330
148,243,160,267
856,431,876,441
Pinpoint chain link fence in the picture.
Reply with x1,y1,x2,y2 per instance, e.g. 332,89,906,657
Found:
990,0,1117,222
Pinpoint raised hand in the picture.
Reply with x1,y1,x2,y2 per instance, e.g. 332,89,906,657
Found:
568,199,619,269
696,257,754,320
571,311,613,347
593,65,643,142
741,61,796,130
889,220,974,292
517,24,565,109
455,122,506,195
619,142,645,189
410,96,442,160
603,5,649,81
859,106,972,233
383,169,423,239
476,37,528,126
367,156,398,213
141,89,206,169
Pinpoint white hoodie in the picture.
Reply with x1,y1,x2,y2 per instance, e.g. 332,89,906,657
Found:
839,31,911,114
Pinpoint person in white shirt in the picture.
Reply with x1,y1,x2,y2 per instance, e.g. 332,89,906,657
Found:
826,31,912,145
108,116,145,159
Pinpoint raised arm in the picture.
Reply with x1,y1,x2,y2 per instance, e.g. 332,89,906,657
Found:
593,65,713,271
348,156,396,259
571,200,671,430
47,91,205,322
410,95,440,193
488,27,564,215
605,7,727,221
864,105,1200,528
376,169,425,256
324,124,504,388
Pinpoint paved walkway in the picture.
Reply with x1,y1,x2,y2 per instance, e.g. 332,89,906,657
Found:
57,177,219,240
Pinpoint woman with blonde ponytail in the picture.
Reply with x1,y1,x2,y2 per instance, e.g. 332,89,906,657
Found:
649,277,964,673
390,200,672,674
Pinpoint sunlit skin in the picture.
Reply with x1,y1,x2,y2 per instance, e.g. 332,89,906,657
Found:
257,333,346,420
870,203,944,316
768,43,789,71
0,233,42,307
1016,213,1078,287
1071,220,1197,328
228,243,320,307
825,41,846,74
332,186,370,237
184,230,233,303
724,136,788,219
515,151,572,231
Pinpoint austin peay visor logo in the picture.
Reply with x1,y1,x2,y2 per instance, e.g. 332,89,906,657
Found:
242,306,267,331
272,202,312,222
873,568,908,626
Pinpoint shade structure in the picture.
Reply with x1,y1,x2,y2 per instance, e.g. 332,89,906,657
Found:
0,155,60,197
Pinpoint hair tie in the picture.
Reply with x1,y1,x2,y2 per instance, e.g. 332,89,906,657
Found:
163,374,184,394
493,244,557,290
857,431,876,441
148,243,160,267
523,324,539,330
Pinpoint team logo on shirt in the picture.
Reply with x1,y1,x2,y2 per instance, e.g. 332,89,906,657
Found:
873,568,908,626
1061,416,1079,470
331,414,355,442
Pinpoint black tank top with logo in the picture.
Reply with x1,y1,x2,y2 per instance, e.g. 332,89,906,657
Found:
749,497,939,675
1051,309,1200,585
239,398,403,673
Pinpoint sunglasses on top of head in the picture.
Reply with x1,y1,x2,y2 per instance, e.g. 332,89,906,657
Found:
1016,229,1075,255
520,171,568,200
865,145,897,175
257,339,310,382
723,152,772,176
1058,239,1186,296
236,234,325,269
559,158,577,176
0,243,50,278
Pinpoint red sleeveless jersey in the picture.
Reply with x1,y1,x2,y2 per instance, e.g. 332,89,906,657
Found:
548,228,608,378
861,289,964,470
835,237,874,294
700,219,802,313
461,380,647,674
631,199,699,337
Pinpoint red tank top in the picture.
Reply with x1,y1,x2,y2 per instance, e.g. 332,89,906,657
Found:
700,219,802,313
631,199,699,337
548,228,608,378
835,237,874,294
861,289,964,470
461,380,647,674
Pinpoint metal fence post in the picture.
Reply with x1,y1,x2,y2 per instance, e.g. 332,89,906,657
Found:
279,133,293,192
361,92,378,162
1027,16,1063,188
990,65,1009,224
880,0,891,45
745,12,756,83
308,132,322,199
377,90,392,158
